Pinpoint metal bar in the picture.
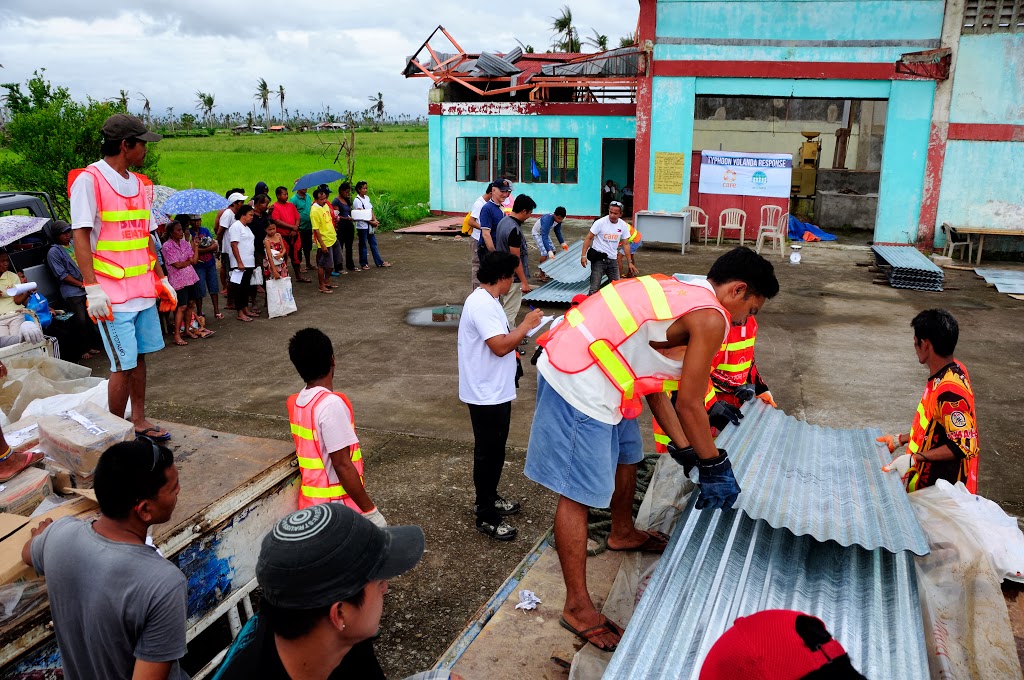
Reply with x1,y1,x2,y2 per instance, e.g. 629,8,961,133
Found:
186,578,259,643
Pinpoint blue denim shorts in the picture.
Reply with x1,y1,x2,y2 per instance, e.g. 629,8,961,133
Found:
194,262,219,297
97,304,164,372
524,373,644,508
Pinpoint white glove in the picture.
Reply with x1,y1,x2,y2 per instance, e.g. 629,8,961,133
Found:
882,453,914,476
19,319,44,344
363,507,388,529
84,284,113,321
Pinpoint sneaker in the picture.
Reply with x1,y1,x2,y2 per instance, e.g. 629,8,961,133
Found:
476,519,517,541
474,497,521,517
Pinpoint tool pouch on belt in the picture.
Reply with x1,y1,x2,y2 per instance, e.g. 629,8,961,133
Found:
586,248,608,263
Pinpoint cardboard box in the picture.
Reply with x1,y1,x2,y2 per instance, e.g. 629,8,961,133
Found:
38,403,133,478
0,467,53,516
0,513,30,542
4,415,41,453
0,496,98,585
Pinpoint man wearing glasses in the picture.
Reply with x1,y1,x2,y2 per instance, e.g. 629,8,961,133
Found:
22,439,188,680
580,201,633,295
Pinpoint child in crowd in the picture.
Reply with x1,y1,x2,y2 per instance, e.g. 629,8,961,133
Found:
263,222,289,281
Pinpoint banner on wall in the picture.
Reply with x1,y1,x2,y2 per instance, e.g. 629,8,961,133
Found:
698,150,793,198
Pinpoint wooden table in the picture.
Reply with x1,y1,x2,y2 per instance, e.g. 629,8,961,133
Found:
952,226,1024,265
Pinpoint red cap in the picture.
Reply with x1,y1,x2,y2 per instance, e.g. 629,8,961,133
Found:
570,294,589,306
700,610,848,680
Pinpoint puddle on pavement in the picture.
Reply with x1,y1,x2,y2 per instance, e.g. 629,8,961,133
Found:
406,305,463,328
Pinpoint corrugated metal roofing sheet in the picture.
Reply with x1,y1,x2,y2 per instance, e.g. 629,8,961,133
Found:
872,245,943,274
539,240,590,283
722,400,929,555
872,245,944,291
521,279,588,304
604,499,929,679
975,268,1024,294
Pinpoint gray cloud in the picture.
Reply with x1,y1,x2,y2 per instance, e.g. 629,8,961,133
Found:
0,2,638,118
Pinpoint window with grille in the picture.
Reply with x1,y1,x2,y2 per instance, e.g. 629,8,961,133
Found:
456,137,490,182
963,0,1024,32
492,138,520,182
551,138,579,184
520,138,549,184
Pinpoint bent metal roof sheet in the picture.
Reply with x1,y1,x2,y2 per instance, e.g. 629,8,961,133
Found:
723,400,929,555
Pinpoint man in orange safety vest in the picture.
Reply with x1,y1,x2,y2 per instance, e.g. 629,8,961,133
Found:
524,247,780,652
69,114,178,441
286,327,386,527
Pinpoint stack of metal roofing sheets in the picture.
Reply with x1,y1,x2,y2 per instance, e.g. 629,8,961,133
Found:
975,267,1024,295
605,401,930,678
719,400,929,554
523,240,591,304
872,245,945,291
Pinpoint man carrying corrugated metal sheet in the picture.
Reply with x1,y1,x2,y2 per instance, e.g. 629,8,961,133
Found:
879,309,980,493
524,247,779,652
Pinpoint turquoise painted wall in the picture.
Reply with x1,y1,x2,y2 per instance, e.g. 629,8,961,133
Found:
655,0,944,63
936,142,1024,245
433,114,636,215
950,34,1024,126
648,77,696,214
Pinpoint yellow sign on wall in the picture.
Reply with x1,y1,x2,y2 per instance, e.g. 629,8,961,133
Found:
653,152,686,195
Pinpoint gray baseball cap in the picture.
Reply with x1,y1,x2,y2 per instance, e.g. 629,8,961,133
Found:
101,114,162,142
256,504,425,608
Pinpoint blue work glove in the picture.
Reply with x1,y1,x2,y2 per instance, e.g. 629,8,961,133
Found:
708,401,743,431
667,443,698,476
695,449,741,511
734,383,756,403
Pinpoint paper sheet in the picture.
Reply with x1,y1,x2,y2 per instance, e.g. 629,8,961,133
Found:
526,315,554,337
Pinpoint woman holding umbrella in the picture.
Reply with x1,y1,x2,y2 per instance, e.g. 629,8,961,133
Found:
228,205,258,322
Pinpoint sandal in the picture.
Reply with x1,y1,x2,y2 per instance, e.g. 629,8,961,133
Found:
186,328,201,340
607,530,670,554
237,315,253,322
361,265,370,270
214,313,224,320
298,277,312,283
319,288,334,294
173,338,188,346
559,616,623,653
135,426,171,442
197,328,215,338
378,262,392,267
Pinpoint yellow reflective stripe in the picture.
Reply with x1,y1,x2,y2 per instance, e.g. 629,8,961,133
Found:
101,209,151,221
662,380,679,393
96,236,151,252
916,404,928,429
705,390,716,406
122,262,154,278
351,447,363,463
600,284,638,336
654,432,671,445
296,456,325,470
725,337,756,351
590,340,634,399
301,484,347,498
908,440,920,454
93,259,123,278
290,422,315,440
716,360,753,373
638,276,671,319
566,307,584,327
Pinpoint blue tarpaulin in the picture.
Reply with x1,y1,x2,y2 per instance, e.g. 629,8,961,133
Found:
788,215,837,241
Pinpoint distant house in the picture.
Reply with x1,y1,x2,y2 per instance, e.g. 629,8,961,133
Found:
269,125,288,132
315,122,348,131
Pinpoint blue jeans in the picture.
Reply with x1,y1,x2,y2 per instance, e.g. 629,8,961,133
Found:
358,229,384,267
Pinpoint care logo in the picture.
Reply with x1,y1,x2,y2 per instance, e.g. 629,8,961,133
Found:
722,168,737,189
752,171,768,188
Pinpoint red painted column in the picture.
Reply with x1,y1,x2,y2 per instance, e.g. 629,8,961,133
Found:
633,0,657,213
917,121,947,250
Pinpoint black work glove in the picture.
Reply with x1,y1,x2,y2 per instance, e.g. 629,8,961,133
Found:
695,449,741,511
708,400,744,431
667,443,698,476
734,383,756,403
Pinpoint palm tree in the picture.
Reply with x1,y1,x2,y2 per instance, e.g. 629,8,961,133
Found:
137,92,151,125
204,93,216,127
619,32,636,48
194,90,207,122
585,29,608,52
277,85,286,124
551,5,580,53
116,89,129,110
515,38,535,54
368,92,385,120
254,78,270,127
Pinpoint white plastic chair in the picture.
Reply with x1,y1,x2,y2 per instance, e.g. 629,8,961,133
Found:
683,206,709,245
941,222,972,262
757,205,782,237
717,208,747,246
757,211,789,255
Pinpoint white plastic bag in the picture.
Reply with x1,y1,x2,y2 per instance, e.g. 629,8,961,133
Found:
266,277,297,318
910,483,1024,679
22,380,131,420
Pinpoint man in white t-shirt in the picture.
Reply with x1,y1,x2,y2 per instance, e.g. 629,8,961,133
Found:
286,328,386,527
69,114,176,441
579,202,633,295
458,251,543,541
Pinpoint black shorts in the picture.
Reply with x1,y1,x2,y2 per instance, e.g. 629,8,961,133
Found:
175,283,198,308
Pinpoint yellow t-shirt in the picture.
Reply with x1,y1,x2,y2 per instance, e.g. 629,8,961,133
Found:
310,203,337,248
0,271,23,315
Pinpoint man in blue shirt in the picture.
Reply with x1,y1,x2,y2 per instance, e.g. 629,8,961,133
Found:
477,179,511,262
46,220,102,359
289,187,314,272
531,206,567,272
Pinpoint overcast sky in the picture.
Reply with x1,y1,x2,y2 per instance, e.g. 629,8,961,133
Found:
0,2,639,121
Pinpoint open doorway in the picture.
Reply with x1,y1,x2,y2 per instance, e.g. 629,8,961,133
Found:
689,96,887,239
601,139,635,217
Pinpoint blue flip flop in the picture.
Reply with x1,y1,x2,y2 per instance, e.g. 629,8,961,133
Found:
135,427,171,442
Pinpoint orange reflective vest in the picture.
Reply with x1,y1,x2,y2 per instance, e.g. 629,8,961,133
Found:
652,379,716,453
625,221,642,244
67,166,158,304
286,389,365,511
711,317,757,389
904,360,979,493
540,274,729,420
